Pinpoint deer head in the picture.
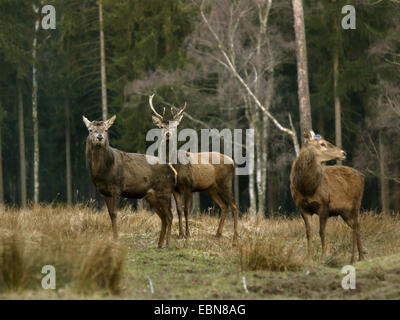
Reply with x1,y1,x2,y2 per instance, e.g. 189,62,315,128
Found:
83,115,116,147
303,130,346,163
149,94,186,141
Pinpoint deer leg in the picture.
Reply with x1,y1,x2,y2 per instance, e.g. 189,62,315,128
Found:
158,215,167,248
165,206,173,247
173,191,185,239
301,212,312,259
146,191,168,248
342,214,359,264
104,195,119,241
225,192,239,241
219,186,239,241
184,191,191,238
159,196,173,247
208,188,228,239
355,217,364,261
231,201,239,241
319,213,328,260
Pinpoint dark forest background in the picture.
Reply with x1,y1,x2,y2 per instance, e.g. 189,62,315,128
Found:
0,0,399,215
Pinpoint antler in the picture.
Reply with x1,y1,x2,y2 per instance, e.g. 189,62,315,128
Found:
172,102,187,121
149,94,163,120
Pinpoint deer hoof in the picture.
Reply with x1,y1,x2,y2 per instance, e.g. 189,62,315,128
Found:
184,233,190,239
214,233,222,240
178,233,184,240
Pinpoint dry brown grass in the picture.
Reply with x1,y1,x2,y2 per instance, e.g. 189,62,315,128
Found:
238,211,400,268
0,204,399,298
238,235,304,271
78,239,126,294
0,204,127,294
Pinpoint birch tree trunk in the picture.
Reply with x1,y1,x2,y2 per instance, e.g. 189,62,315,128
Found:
379,130,389,213
292,0,312,140
18,81,27,207
99,0,108,121
244,97,257,215
252,0,273,216
32,5,40,204
248,124,257,214
248,164,256,215
199,3,300,156
65,95,72,205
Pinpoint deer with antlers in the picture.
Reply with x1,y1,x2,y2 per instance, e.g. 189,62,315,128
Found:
149,94,239,241
290,130,365,263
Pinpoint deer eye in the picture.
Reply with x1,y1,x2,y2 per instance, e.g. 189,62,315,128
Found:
89,129,93,132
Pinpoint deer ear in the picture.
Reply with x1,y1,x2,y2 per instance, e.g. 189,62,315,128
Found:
105,115,116,129
152,115,163,128
303,130,311,141
83,116,91,129
309,130,316,140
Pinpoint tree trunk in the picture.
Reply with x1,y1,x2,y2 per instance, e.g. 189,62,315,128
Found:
393,164,400,212
245,105,257,215
379,130,389,213
318,112,325,137
333,21,342,165
191,192,200,213
137,199,144,211
32,6,40,204
255,129,263,215
292,0,312,140
248,163,256,215
267,166,275,215
18,81,27,207
65,95,72,205
254,1,272,216
0,122,3,204
99,0,108,121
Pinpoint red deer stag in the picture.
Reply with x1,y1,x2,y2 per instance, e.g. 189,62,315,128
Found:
290,130,365,263
83,115,175,248
149,94,239,241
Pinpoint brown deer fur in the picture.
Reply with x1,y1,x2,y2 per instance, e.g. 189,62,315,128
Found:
149,95,239,240
290,131,365,263
83,115,175,248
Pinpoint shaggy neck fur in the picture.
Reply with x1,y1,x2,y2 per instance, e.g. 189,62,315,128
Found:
292,146,323,196
86,138,114,179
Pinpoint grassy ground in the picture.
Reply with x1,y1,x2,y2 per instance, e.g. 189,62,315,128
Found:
0,204,399,299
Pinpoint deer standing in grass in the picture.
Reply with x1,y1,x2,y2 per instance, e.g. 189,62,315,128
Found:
83,115,175,248
149,94,239,241
290,130,365,263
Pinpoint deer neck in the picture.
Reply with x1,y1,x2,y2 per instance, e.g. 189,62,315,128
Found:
162,135,177,164
292,147,323,196
86,139,114,179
